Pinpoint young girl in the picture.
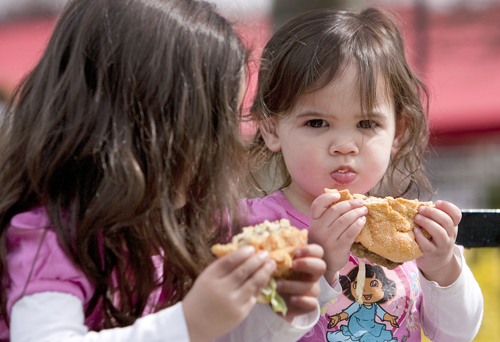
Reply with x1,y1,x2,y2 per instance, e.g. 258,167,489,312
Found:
0,0,327,340
243,7,483,342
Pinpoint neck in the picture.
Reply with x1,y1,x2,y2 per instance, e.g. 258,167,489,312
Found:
281,187,314,216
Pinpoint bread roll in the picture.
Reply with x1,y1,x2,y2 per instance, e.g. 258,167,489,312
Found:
325,188,432,269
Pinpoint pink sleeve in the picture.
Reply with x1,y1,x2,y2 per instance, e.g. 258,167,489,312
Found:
239,196,289,227
5,207,94,318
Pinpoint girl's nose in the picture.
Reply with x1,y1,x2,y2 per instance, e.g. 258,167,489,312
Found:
329,136,359,155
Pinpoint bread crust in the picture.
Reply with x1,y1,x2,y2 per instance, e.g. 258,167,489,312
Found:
211,219,308,278
325,188,432,269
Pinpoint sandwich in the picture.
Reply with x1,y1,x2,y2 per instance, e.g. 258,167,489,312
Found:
211,219,308,315
325,188,433,270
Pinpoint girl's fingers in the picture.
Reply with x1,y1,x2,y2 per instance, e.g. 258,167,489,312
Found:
339,215,366,241
293,244,324,259
330,201,367,229
229,250,275,287
292,257,326,280
417,207,450,232
311,192,340,219
417,205,458,239
276,278,319,297
211,247,275,291
414,227,436,251
208,245,257,278
239,259,276,298
435,200,462,227
414,213,450,248
311,193,365,222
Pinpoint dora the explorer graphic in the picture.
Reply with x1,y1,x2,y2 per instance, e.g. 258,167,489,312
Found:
326,264,399,342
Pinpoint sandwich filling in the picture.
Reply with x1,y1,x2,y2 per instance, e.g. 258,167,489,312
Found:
211,219,308,315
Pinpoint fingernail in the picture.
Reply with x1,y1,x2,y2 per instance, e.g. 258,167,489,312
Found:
242,245,255,255
294,249,302,258
415,214,422,221
328,192,340,198
361,206,368,214
257,250,269,260
265,260,276,271
358,216,366,224
356,199,364,205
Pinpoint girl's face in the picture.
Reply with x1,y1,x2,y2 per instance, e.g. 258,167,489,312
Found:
351,275,385,304
261,63,405,215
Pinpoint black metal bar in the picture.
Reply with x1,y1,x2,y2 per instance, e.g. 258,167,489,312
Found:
456,210,500,248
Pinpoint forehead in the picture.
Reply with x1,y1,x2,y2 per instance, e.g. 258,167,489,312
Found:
293,63,394,116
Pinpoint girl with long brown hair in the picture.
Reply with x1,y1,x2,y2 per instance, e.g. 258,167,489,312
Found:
242,7,482,342
0,0,326,340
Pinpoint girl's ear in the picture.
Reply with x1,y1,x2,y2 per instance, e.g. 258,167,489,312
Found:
391,116,409,155
260,117,282,152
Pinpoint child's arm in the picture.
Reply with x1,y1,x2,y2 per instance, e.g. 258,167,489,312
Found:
419,245,483,341
11,245,276,342
415,200,483,341
308,191,368,284
414,200,462,286
275,243,326,322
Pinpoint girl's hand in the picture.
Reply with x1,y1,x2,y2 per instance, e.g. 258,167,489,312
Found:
276,244,326,322
308,191,367,284
414,200,462,286
183,246,276,342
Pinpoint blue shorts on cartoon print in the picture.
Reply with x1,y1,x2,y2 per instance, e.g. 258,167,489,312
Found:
326,302,397,342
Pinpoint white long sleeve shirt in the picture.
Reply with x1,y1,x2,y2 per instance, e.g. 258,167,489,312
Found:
10,292,321,342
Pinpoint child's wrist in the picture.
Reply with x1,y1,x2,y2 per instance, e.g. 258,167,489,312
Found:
420,255,461,287
324,270,339,286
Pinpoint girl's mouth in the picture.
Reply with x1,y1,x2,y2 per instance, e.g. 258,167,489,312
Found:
331,168,356,185
363,294,372,301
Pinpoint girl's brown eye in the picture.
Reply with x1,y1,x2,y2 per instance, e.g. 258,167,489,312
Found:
357,120,377,129
370,280,380,287
307,119,327,128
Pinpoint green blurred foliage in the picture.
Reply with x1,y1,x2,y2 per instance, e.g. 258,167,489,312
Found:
486,181,500,209
422,248,500,341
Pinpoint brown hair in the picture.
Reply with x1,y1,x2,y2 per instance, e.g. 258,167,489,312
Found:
0,0,248,329
247,7,431,198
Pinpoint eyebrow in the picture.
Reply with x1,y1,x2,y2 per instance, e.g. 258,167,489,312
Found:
294,110,390,120
294,111,331,118
362,111,389,119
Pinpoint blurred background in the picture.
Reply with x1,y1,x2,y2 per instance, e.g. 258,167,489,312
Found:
1,0,499,340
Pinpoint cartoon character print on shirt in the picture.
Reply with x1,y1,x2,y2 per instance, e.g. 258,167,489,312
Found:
326,264,398,342
297,255,422,342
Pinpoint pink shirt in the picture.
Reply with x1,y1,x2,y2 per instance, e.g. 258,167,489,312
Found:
1,206,161,339
240,190,482,342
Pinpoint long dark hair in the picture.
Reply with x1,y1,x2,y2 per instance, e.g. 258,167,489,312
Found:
0,0,248,329
247,7,432,198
